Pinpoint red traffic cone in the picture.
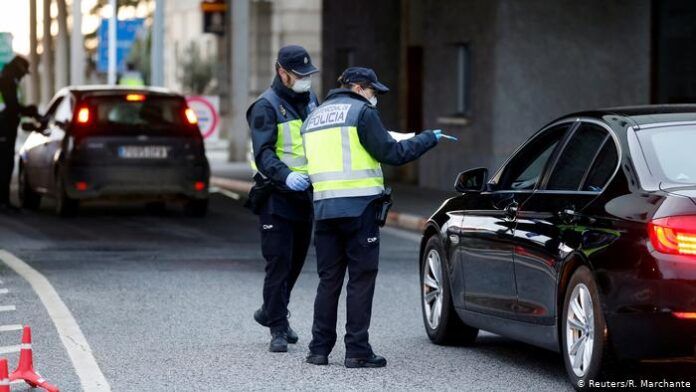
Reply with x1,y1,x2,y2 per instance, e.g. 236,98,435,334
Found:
9,326,59,392
0,358,9,392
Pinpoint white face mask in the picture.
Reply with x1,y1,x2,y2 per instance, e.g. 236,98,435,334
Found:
291,77,312,93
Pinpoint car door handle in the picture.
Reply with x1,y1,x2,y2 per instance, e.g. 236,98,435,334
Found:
559,208,577,223
504,202,519,218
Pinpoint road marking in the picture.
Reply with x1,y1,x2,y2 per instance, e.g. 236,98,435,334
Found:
0,324,22,332
0,345,20,354
210,186,241,200
382,226,422,243
0,288,8,294
0,305,15,312
0,250,112,392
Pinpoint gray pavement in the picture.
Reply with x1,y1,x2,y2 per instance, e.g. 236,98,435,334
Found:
0,183,692,391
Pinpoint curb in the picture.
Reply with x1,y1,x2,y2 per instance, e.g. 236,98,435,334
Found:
210,176,428,232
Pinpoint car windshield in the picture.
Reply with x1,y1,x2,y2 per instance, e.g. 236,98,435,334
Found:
637,125,696,184
86,95,187,132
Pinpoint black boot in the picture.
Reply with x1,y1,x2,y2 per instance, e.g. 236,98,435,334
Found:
344,354,387,368
254,307,298,344
269,331,288,353
306,353,329,365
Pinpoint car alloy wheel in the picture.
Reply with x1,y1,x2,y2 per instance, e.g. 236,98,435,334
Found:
423,248,444,330
566,283,595,378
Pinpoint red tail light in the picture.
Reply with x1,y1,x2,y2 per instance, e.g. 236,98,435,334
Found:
648,216,696,255
76,107,91,125
184,108,198,125
75,182,88,191
194,181,206,191
673,312,696,320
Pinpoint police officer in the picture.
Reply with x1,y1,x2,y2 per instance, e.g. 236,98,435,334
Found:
118,62,145,86
0,56,37,211
246,45,319,352
302,67,451,367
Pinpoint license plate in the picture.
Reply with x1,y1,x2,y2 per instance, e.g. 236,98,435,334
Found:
118,146,169,159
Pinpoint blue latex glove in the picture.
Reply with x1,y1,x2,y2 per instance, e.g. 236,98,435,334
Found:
285,172,310,191
432,129,458,142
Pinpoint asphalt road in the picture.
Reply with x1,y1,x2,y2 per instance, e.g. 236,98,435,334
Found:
0,193,692,391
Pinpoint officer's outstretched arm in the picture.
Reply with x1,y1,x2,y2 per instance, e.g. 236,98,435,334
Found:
357,107,438,166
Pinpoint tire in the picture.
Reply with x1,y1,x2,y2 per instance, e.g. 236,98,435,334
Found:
421,235,478,346
561,266,617,390
184,198,208,217
55,174,78,217
18,164,41,210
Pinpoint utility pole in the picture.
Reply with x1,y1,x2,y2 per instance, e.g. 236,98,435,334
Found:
108,0,117,85
55,0,70,89
229,0,250,161
28,0,40,104
151,0,165,86
41,0,54,103
70,0,85,85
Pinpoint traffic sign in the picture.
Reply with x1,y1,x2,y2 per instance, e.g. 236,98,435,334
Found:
186,95,220,141
0,33,13,71
202,1,227,36
97,18,145,73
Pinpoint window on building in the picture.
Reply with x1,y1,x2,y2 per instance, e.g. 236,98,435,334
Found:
336,48,356,80
455,43,470,115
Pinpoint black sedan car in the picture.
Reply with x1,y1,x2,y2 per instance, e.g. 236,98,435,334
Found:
420,105,696,388
18,86,210,216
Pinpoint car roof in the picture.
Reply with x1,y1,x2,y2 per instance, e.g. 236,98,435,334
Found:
58,85,182,98
565,104,696,127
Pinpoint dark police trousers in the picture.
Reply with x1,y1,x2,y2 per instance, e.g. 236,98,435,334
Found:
309,202,380,358
259,213,312,333
0,132,16,205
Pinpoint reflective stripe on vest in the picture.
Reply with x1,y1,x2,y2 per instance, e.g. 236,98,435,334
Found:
301,96,384,201
248,88,317,175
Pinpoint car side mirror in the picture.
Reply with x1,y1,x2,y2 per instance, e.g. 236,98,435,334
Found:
454,167,488,193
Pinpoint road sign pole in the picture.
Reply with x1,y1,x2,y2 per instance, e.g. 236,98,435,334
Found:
70,0,85,85
151,0,165,86
108,0,117,85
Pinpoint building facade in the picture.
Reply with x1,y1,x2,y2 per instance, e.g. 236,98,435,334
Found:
321,0,695,191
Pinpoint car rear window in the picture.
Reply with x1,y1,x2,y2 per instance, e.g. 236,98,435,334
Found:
637,125,696,184
84,95,189,132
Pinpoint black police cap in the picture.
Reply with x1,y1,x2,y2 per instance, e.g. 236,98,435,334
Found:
277,45,319,77
338,67,389,94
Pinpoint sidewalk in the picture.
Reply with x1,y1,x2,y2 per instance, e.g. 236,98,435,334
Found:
206,145,456,232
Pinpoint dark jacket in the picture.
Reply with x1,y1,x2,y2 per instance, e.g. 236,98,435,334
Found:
0,74,34,139
313,88,438,220
246,76,318,221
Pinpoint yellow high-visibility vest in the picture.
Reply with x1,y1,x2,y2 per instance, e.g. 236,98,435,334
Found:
248,88,318,175
301,96,384,201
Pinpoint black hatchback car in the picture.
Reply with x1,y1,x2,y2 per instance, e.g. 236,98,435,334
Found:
420,105,696,388
18,86,210,216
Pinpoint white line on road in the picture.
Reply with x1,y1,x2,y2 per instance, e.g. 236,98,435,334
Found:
0,288,8,294
210,186,241,200
0,250,111,392
0,345,20,354
0,324,23,332
0,305,15,312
